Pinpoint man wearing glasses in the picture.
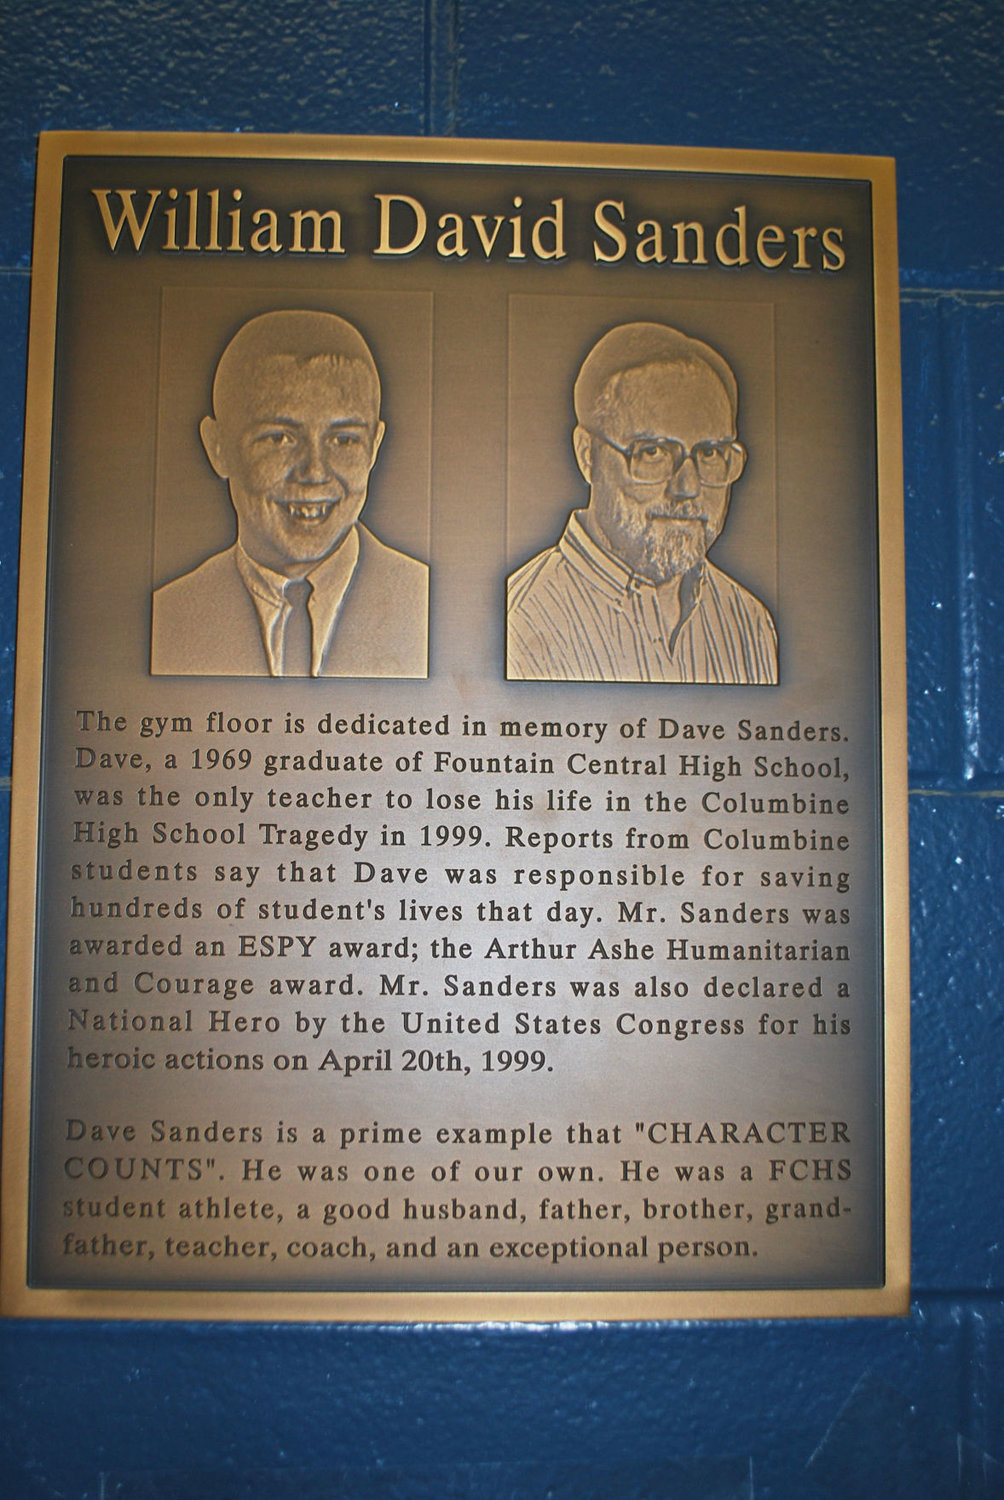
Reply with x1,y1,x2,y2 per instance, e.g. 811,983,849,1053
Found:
507,322,778,684
152,309,428,677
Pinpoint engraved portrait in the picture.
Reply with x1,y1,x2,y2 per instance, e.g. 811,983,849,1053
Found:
507,322,778,684
151,309,429,677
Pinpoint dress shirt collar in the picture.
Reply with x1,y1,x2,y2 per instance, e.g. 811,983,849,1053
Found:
561,510,705,651
235,527,361,676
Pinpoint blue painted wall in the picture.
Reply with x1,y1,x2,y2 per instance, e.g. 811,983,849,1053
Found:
1,2,1001,1494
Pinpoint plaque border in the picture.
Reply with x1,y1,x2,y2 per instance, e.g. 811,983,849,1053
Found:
1,131,909,1321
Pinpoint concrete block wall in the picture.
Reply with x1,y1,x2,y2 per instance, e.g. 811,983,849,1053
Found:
0,2,1001,1494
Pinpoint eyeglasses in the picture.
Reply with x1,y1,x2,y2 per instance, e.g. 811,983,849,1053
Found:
594,433,747,487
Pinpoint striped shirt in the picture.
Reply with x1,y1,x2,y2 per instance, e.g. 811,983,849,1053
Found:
507,511,778,684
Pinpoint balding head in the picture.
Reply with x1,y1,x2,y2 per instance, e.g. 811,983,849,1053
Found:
574,322,737,431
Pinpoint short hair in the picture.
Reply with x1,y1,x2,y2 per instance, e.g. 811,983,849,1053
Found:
212,309,381,421
574,322,737,428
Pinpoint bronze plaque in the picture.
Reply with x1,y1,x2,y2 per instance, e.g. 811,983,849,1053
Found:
1,134,908,1320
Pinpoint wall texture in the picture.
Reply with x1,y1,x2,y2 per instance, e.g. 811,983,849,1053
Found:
0,2,1001,1495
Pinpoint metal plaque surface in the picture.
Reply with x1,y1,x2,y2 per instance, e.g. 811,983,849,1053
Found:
1,134,908,1320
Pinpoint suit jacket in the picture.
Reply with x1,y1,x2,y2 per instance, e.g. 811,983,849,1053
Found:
151,525,428,677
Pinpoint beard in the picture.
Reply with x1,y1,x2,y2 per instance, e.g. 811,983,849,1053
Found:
613,497,711,582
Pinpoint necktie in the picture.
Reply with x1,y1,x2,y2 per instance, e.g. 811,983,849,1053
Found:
283,578,313,676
